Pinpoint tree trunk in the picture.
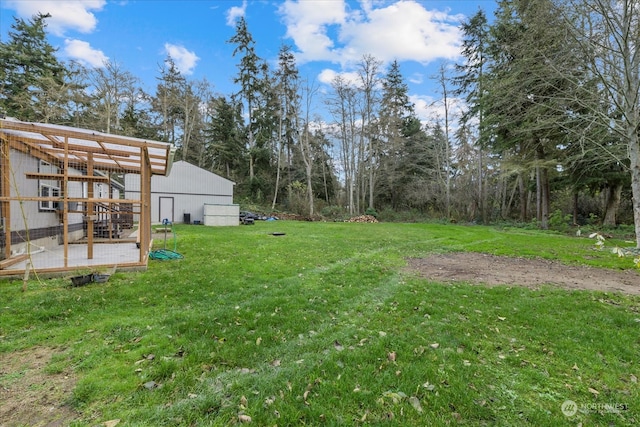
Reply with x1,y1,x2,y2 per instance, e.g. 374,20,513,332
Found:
505,177,519,219
573,191,579,226
271,107,284,210
271,142,282,210
540,166,550,229
322,160,329,203
518,174,527,222
629,132,640,248
306,164,314,216
479,148,487,224
536,166,541,223
299,128,314,217
602,182,622,226
536,146,550,229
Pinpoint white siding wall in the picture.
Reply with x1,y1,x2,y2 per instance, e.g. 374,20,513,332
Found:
6,150,86,253
125,161,235,225
9,151,44,231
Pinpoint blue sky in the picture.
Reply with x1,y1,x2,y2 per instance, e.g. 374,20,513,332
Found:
0,0,497,122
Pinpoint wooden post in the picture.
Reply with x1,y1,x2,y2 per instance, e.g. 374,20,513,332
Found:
63,137,69,267
139,147,151,262
0,138,11,260
87,154,94,259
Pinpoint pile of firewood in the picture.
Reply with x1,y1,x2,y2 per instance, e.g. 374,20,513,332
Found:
346,215,378,223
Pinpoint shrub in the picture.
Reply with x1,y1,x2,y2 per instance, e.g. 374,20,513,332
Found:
549,209,572,231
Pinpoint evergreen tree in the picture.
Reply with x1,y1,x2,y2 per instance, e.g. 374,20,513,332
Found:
152,57,186,144
64,61,93,128
376,60,415,209
483,0,583,228
396,118,436,211
203,96,245,181
454,9,489,137
0,13,66,121
454,9,490,222
251,58,279,200
272,45,301,208
120,90,161,140
228,17,263,184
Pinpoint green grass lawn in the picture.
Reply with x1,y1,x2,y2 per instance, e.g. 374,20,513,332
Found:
1,221,639,426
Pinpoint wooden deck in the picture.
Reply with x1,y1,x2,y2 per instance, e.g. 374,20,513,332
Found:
0,241,145,276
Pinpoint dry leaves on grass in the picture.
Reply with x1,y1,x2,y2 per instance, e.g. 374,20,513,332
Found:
0,347,79,426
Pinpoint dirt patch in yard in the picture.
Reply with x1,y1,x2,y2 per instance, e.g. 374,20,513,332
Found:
0,347,79,427
406,252,640,295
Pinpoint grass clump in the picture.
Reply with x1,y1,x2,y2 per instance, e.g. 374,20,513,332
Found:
0,221,638,426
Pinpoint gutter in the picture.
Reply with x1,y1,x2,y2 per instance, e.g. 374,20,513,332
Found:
165,146,177,176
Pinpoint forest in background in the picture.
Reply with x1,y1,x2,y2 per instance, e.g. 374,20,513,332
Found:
1,0,638,239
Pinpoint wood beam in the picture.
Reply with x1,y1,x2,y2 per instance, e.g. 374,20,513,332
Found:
87,154,94,260
1,139,11,260
63,136,69,268
25,172,110,182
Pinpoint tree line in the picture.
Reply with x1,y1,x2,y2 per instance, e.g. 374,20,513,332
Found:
1,1,639,243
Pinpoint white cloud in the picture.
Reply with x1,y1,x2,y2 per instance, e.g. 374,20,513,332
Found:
409,73,424,85
64,39,108,67
341,1,464,63
317,69,360,86
278,0,347,63
279,0,463,66
411,94,438,122
3,0,105,36
317,69,337,85
164,43,200,75
226,0,247,26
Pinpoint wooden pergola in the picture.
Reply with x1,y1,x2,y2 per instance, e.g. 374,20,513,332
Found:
0,117,175,276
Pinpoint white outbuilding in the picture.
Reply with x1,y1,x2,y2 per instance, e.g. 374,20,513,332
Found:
125,161,238,226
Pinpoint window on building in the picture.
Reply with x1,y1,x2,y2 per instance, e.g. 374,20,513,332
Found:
39,184,60,211
39,160,60,211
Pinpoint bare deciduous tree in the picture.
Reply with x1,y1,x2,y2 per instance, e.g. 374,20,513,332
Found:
356,54,382,211
327,75,359,214
91,59,138,134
